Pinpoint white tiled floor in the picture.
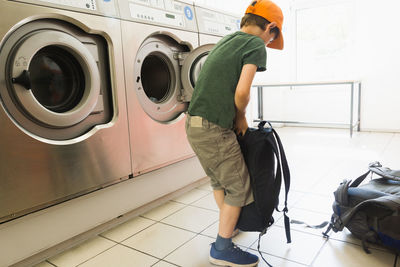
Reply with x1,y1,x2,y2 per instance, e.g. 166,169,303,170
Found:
35,127,400,267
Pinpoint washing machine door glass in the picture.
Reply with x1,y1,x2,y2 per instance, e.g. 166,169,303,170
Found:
181,44,215,102
29,46,84,113
9,30,100,128
141,54,171,104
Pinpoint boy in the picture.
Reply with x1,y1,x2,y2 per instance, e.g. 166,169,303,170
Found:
185,0,284,266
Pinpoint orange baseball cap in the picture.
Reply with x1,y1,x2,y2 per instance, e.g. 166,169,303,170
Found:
245,0,284,50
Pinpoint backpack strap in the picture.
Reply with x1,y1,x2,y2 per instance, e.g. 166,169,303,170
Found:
323,179,353,237
258,121,291,244
349,170,371,188
271,128,291,244
333,195,400,232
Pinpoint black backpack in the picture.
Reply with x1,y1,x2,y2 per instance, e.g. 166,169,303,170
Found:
236,121,291,266
323,162,400,255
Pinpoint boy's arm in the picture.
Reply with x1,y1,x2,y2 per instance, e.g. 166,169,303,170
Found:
234,64,258,136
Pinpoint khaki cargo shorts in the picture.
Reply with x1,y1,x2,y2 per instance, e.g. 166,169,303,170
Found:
185,114,254,207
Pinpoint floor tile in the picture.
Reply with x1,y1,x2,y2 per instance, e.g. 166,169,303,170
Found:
142,201,186,221
152,260,179,267
251,226,326,265
278,190,306,210
312,239,396,267
292,193,333,214
79,244,158,267
164,234,215,267
232,231,260,248
380,134,400,170
172,189,211,204
101,216,155,242
190,193,219,211
256,253,307,267
275,208,331,236
161,206,219,233
311,175,343,197
200,221,218,238
30,128,400,267
122,223,195,259
48,236,115,267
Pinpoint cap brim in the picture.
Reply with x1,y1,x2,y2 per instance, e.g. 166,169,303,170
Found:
267,33,283,50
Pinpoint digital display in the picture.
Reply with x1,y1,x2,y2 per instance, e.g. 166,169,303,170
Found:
165,13,175,19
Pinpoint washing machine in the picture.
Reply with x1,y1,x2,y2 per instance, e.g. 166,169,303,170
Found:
194,4,241,45
0,0,131,223
118,0,214,176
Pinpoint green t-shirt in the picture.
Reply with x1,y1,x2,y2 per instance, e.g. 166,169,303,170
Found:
188,31,267,129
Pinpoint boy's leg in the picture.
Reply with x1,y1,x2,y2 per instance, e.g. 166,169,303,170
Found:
213,190,240,239
218,203,241,238
213,189,224,210
186,116,258,266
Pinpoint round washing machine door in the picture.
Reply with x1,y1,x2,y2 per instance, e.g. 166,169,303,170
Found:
181,44,215,102
134,36,188,123
6,30,100,128
134,39,214,123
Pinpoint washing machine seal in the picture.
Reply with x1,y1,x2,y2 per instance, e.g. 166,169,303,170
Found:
180,43,214,102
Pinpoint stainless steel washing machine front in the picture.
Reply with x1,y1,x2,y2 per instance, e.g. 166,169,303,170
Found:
0,0,131,223
119,0,213,176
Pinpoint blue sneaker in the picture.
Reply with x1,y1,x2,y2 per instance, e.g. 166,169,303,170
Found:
209,242,259,267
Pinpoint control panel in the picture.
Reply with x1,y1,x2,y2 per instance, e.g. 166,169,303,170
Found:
119,0,197,32
195,5,241,36
12,0,118,16
38,0,97,10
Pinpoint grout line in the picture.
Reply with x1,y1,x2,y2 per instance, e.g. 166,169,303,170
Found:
117,242,167,264
157,233,199,266
99,219,158,243
75,243,119,267
140,203,188,222
158,217,220,236
309,236,328,267
151,259,181,267
170,189,212,205
98,226,183,267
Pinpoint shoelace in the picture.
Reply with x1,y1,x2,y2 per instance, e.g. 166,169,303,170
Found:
230,244,245,253
229,244,255,258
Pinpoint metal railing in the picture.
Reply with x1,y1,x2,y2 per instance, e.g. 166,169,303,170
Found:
253,80,361,137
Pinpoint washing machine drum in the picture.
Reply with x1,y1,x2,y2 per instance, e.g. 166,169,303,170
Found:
134,36,213,123
0,20,104,139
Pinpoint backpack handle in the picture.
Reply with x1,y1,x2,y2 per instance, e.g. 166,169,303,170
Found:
258,121,272,131
369,161,400,182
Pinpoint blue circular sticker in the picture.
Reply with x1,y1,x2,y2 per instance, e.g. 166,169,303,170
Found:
184,6,193,21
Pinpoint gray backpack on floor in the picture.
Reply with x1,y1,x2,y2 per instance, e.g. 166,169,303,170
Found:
323,162,400,254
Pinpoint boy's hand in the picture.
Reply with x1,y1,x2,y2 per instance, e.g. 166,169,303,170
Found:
235,112,248,136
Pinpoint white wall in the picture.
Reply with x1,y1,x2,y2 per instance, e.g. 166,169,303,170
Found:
197,0,400,132
262,0,400,131
352,0,400,131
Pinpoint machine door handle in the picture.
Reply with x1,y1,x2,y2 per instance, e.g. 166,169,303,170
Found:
12,70,31,90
